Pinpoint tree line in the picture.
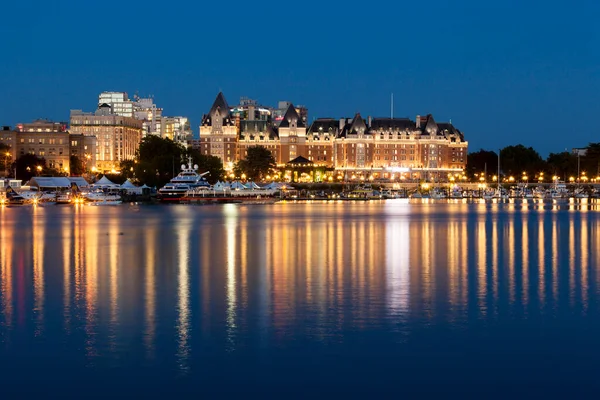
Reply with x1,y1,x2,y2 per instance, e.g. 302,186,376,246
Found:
467,144,600,181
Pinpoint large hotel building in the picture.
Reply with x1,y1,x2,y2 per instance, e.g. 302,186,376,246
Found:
199,93,468,180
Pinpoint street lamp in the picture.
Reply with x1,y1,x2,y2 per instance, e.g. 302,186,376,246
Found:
36,165,42,176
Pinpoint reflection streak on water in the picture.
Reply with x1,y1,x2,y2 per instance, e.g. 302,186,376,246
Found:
0,203,599,368
385,203,410,318
538,216,545,308
522,215,529,309
62,214,71,333
581,214,589,311
552,218,559,303
569,220,576,306
224,204,237,351
32,207,45,336
177,216,191,371
477,220,486,315
144,222,156,360
0,210,13,332
108,217,119,355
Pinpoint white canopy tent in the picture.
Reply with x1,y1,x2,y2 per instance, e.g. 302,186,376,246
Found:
230,181,246,190
244,181,261,190
92,176,120,189
120,179,143,194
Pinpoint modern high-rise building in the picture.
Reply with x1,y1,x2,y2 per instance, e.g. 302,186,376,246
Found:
199,92,468,180
96,91,191,146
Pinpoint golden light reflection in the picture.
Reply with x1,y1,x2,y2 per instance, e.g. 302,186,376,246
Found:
144,222,157,360
385,202,410,317
521,215,529,309
176,216,191,372
0,210,13,331
224,204,238,350
477,220,487,316
62,214,71,333
108,216,119,354
580,214,589,311
0,202,598,364
32,206,45,336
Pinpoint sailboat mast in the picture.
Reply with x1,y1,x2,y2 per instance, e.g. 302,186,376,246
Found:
498,149,501,190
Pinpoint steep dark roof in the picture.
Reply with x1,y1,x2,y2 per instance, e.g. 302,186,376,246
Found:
370,118,415,131
419,114,439,135
287,155,313,165
340,113,368,137
210,92,230,118
278,104,305,128
308,118,339,135
267,124,278,140
202,92,231,125
438,122,465,141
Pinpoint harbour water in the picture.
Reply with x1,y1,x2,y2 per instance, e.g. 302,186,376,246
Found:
1,200,600,396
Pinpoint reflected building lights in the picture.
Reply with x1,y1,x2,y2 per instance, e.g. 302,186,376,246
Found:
0,213,13,331
62,216,72,333
580,215,589,311
538,217,545,308
176,218,191,372
224,204,237,351
477,220,487,316
385,203,410,317
32,207,45,336
521,216,529,309
144,224,157,360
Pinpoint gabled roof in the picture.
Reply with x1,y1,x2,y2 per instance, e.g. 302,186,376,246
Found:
209,92,229,118
340,113,368,137
287,155,313,165
278,104,305,128
308,118,339,135
202,92,232,125
420,114,439,135
370,118,415,131
438,122,465,141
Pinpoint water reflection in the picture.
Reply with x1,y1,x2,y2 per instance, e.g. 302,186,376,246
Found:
0,203,598,376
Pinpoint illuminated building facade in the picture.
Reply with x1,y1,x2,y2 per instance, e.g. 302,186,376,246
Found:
69,107,143,172
199,92,468,179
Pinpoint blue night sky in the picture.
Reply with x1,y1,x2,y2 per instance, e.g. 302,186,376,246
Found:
0,0,598,156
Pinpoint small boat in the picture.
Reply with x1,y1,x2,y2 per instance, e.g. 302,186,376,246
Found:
3,186,26,205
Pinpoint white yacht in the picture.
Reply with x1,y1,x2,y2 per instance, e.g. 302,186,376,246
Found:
158,157,210,201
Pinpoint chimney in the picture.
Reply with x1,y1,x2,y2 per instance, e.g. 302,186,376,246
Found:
339,118,346,131
416,115,421,128
368,116,372,127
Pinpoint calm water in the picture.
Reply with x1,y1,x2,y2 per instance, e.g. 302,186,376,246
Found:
1,200,600,397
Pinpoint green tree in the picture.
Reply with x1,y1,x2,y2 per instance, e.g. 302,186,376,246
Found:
500,145,545,178
13,154,46,181
69,155,85,176
186,149,224,184
0,143,11,175
546,151,577,180
119,160,136,180
581,143,600,178
133,136,187,187
235,146,276,181
466,149,498,179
